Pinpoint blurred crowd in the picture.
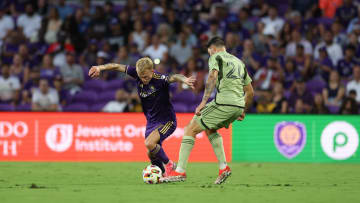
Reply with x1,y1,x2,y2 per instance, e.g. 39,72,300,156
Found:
0,0,359,114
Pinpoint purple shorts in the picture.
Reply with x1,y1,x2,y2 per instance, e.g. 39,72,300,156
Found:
145,120,177,145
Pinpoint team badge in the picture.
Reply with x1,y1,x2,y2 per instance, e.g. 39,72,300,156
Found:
274,121,306,159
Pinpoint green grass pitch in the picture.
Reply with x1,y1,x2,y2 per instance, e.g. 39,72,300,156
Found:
0,162,359,203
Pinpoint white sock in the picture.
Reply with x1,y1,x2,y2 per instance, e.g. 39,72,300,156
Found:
175,167,185,173
220,162,227,170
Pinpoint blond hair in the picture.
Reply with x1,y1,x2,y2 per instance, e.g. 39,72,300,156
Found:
136,57,154,73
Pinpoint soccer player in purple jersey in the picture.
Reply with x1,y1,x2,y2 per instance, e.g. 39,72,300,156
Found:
89,57,195,176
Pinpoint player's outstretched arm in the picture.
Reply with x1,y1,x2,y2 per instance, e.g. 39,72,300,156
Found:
237,83,254,121
168,74,195,89
88,63,127,78
195,69,218,115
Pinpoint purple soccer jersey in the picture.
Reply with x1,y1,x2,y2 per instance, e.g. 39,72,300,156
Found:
126,65,177,140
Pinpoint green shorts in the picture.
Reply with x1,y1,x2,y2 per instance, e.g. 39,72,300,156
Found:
194,100,244,130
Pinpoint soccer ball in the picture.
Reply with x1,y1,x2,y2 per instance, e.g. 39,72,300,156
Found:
142,165,162,184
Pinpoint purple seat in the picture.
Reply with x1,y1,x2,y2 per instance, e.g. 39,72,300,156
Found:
171,90,195,104
99,91,116,103
0,104,15,111
306,79,326,94
317,18,334,26
193,92,204,104
63,103,89,112
188,104,198,113
173,103,189,113
83,80,107,92
72,90,98,104
16,104,31,112
105,79,125,90
89,103,107,112
328,105,340,114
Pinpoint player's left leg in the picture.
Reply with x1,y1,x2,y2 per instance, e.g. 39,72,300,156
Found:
145,121,176,176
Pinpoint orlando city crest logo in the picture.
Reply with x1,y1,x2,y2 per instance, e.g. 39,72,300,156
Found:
274,121,306,159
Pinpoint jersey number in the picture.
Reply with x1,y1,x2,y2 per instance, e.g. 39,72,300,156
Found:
226,62,242,79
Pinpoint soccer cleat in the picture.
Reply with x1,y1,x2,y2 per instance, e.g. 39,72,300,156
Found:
214,166,231,184
160,170,186,183
163,160,177,177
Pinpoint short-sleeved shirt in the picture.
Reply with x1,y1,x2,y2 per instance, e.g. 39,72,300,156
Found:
126,66,176,126
208,51,252,108
32,88,59,109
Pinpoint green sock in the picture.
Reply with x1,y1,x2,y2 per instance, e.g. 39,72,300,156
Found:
176,136,195,173
208,133,227,170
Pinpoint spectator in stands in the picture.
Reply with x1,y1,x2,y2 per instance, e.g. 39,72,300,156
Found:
331,22,347,48
0,8,15,45
254,57,284,91
56,0,74,20
179,58,205,94
261,6,284,37
251,22,267,55
289,78,313,113
256,90,275,113
17,3,42,40
170,32,192,66
335,0,357,27
347,7,360,33
60,51,84,94
166,9,182,35
294,44,311,78
10,54,29,84
102,89,129,113
337,45,358,80
285,29,313,58
314,30,343,66
272,82,288,113
24,67,41,95
319,0,343,18
196,0,212,21
39,7,63,44
129,20,149,52
339,97,358,114
205,20,223,40
143,34,168,61
157,23,173,45
346,65,360,103
32,78,60,111
311,47,334,82
238,8,255,34
0,64,20,104
88,6,109,40
348,89,357,101
322,71,345,106
311,93,329,114
240,39,261,75
38,54,60,82
53,77,68,106
283,59,301,89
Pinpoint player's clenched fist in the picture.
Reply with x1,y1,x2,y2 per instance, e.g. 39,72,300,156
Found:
88,66,102,78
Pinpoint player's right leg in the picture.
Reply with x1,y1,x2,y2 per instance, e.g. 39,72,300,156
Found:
161,118,204,182
205,129,232,184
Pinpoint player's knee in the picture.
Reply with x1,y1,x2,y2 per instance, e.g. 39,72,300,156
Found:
184,122,202,138
205,129,217,136
144,139,156,150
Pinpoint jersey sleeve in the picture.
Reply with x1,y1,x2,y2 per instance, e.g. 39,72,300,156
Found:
126,65,138,79
208,54,220,72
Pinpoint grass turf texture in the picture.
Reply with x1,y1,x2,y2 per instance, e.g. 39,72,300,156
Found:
0,162,359,203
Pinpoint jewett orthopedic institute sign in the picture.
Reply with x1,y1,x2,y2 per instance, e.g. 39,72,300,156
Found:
274,121,307,159
0,113,231,162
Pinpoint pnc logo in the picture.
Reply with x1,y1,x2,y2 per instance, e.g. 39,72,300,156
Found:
0,121,28,138
321,121,359,160
45,124,73,152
